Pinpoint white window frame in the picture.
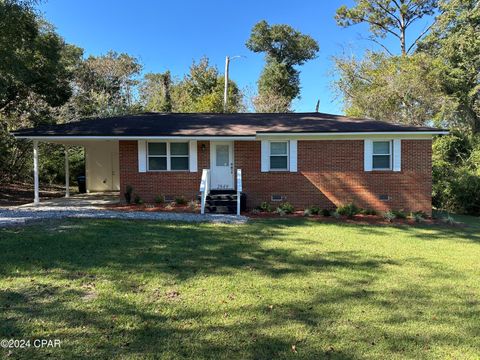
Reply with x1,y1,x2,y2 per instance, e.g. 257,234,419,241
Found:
269,141,289,171
147,141,190,172
372,140,393,170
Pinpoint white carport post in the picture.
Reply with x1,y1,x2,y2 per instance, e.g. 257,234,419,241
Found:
33,140,39,205
65,145,70,198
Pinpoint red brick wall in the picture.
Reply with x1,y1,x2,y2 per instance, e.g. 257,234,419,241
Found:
119,141,210,203
119,139,432,213
234,140,432,214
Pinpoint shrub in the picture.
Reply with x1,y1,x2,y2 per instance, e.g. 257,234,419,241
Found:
392,209,407,219
411,210,428,219
332,211,341,219
411,212,425,223
275,207,287,216
321,209,331,217
134,194,143,205
278,202,294,214
361,209,377,215
258,202,273,212
124,185,133,204
188,200,198,211
303,208,312,217
433,133,480,215
383,210,396,222
154,195,165,204
336,203,360,218
308,206,320,215
175,196,187,205
165,203,175,210
250,208,261,215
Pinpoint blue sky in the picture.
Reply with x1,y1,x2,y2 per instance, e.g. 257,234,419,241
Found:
39,0,431,114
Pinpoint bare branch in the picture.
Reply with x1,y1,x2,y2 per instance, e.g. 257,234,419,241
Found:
359,34,395,56
406,18,439,54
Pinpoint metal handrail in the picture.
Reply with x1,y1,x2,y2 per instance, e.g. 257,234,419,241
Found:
200,169,210,214
236,169,242,216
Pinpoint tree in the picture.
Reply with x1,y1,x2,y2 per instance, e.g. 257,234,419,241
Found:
69,51,142,118
170,57,243,113
246,20,318,109
419,0,480,132
0,0,83,183
252,91,291,113
139,71,172,112
333,51,455,125
335,0,438,55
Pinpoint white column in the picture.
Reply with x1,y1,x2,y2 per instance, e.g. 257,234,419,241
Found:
33,140,39,205
65,145,70,198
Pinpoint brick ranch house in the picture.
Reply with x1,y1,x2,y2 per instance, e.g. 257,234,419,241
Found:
12,112,447,214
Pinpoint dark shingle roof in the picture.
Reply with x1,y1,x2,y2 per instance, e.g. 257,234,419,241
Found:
12,112,446,137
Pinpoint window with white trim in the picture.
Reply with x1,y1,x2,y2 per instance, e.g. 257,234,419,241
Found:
147,142,189,171
270,141,289,170
372,141,392,170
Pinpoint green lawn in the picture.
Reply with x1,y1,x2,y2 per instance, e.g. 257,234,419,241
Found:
0,217,479,359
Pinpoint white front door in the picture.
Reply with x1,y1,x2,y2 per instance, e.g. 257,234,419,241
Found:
210,141,234,190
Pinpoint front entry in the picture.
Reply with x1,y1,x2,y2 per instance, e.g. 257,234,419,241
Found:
210,141,234,190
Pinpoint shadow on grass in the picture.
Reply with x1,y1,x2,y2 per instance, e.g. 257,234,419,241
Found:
0,218,478,359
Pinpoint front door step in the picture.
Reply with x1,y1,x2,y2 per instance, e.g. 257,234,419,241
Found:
201,191,246,214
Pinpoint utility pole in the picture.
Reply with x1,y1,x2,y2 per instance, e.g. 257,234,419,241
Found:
223,56,230,113
223,55,244,113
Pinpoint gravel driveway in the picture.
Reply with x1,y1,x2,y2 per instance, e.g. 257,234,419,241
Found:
0,207,248,227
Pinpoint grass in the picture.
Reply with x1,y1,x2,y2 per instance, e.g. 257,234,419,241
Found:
0,216,479,359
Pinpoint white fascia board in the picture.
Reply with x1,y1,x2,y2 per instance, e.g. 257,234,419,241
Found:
255,131,448,140
13,135,257,141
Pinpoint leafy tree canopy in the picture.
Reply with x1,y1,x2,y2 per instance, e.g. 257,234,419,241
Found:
419,0,480,132
333,51,455,126
246,21,318,110
335,0,438,55
145,57,243,113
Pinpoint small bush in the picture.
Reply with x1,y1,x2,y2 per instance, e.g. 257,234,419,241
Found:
307,206,320,215
336,203,361,218
321,209,331,217
250,208,261,215
303,208,312,217
384,210,396,222
175,197,187,205
411,212,425,223
258,202,273,212
134,194,143,205
275,207,287,216
392,209,407,219
124,185,133,204
361,209,377,216
332,211,341,219
278,202,294,214
188,200,198,211
154,195,165,204
165,202,175,210
410,210,428,222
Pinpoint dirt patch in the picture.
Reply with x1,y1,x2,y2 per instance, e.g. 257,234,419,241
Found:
0,182,68,206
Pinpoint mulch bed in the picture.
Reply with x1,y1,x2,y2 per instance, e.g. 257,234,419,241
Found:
105,203,200,213
248,211,452,226
0,182,68,206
